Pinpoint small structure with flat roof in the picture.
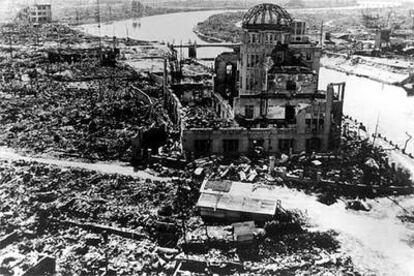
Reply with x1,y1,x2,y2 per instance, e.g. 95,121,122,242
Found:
196,179,281,223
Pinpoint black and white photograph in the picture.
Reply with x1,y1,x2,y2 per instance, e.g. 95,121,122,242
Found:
0,0,414,275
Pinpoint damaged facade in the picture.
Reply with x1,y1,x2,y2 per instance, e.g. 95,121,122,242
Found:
18,4,52,25
182,3,345,156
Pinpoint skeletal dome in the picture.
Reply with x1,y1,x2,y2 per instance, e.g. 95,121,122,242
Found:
242,3,293,31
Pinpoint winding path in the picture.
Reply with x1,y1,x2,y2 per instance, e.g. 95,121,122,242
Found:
0,146,168,181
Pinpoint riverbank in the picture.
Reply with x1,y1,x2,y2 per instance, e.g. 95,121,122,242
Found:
64,6,246,26
193,11,243,43
321,54,411,87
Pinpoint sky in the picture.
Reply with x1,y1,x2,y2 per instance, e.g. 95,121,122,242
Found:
0,0,408,22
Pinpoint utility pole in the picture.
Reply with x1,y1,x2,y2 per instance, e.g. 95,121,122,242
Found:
320,20,324,48
56,27,62,73
97,0,103,63
410,10,414,41
75,9,79,25
372,113,380,146
97,0,101,27
163,57,167,98
8,32,13,59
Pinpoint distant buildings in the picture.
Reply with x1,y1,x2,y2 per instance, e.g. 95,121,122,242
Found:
286,0,357,8
18,4,52,25
182,3,345,156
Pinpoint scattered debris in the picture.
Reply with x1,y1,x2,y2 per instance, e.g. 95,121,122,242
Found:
0,25,177,162
183,105,237,129
346,200,371,212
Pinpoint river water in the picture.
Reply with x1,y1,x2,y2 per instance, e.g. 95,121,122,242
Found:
78,9,414,275
319,68,414,155
79,10,235,59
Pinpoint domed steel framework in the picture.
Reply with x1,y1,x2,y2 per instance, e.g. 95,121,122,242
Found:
242,3,293,30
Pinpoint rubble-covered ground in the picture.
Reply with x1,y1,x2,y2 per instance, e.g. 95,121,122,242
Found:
0,23,174,162
0,160,187,275
0,160,360,275
0,23,102,49
0,78,171,161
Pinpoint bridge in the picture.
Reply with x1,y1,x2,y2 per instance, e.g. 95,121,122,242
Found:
169,42,240,59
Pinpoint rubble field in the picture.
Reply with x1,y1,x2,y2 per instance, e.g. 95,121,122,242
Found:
0,77,170,161
0,24,143,82
0,24,96,48
0,23,174,162
0,160,361,275
0,159,191,275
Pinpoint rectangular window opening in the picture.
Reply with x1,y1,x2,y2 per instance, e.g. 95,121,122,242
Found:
223,139,239,154
245,105,254,119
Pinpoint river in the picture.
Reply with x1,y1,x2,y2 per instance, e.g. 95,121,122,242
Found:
79,10,235,59
77,8,414,275
319,68,414,155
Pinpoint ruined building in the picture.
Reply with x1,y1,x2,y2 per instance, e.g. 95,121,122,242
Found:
18,4,52,25
182,3,345,156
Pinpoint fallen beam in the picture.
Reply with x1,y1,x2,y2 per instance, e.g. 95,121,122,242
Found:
0,231,19,249
22,255,56,276
60,220,147,240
